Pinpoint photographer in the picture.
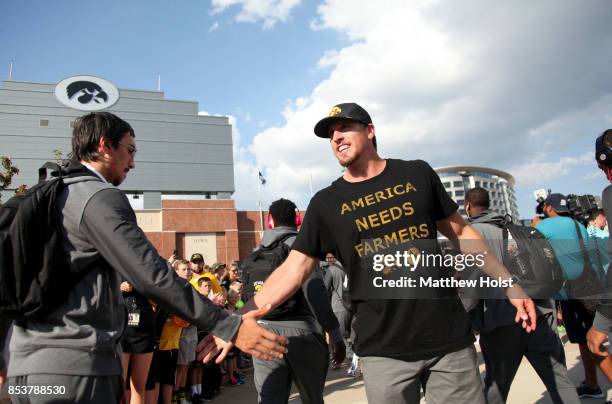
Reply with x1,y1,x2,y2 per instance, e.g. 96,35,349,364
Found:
533,193,612,397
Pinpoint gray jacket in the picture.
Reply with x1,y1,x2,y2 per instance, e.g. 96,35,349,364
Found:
322,263,347,313
465,210,554,332
9,166,239,377
259,226,341,342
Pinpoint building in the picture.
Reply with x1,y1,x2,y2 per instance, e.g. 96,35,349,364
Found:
435,165,520,222
0,76,267,262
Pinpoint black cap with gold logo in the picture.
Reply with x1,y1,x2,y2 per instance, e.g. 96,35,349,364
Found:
314,102,372,138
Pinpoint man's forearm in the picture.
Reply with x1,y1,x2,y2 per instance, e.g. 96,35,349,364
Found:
457,225,512,280
248,250,316,311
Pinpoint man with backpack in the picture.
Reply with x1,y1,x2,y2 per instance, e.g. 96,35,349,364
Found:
2,112,287,403
464,187,579,404
241,198,345,404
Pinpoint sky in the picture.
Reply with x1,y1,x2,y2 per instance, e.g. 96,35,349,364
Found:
2,0,612,218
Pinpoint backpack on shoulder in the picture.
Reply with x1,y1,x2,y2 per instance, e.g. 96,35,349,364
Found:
0,162,98,320
500,218,565,299
240,233,297,318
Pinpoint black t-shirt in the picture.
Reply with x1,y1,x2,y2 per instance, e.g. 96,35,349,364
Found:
292,159,474,360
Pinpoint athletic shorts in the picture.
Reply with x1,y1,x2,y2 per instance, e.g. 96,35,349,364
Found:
177,326,198,365
156,349,179,386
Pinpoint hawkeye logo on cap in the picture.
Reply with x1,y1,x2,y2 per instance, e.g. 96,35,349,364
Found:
329,106,342,117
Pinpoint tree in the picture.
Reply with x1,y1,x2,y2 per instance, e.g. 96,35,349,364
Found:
53,149,64,164
0,156,26,203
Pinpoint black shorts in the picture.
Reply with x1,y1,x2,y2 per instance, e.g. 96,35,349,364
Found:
560,299,595,344
156,349,179,386
121,326,156,354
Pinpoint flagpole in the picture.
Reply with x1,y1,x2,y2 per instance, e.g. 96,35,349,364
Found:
309,173,314,198
258,173,264,239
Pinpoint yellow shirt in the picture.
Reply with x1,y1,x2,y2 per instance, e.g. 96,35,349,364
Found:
158,315,190,351
189,272,223,294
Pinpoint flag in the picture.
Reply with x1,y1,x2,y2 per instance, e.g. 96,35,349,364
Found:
258,171,266,185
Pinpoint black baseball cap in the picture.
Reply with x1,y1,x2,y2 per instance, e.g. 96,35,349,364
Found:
544,193,570,214
190,253,204,263
314,103,372,138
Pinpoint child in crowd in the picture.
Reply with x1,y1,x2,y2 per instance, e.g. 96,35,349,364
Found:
224,290,245,386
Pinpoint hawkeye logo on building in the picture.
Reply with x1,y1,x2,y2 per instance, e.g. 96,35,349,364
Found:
54,75,119,111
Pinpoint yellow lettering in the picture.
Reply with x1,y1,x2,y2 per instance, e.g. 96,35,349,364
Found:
364,194,375,206
374,191,386,203
355,243,364,257
419,223,429,237
384,232,399,245
385,187,394,198
379,209,391,225
341,203,351,215
406,182,417,192
398,228,410,243
356,217,369,232
373,238,384,252
393,184,405,196
409,226,419,239
368,213,381,228
352,199,365,210
363,242,374,256
389,206,402,221
402,201,415,216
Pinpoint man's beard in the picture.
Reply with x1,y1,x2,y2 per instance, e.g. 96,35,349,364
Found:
337,152,358,167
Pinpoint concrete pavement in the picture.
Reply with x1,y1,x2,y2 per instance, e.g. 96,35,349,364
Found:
214,336,612,403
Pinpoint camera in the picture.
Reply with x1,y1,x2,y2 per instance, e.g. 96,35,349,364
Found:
533,189,601,225
566,194,601,224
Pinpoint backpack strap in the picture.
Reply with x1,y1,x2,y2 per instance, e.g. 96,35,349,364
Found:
573,219,606,279
37,162,62,183
573,219,596,276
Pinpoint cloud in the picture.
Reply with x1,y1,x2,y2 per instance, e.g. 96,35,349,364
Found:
208,22,220,32
510,152,592,186
231,0,612,213
210,0,301,29
317,49,340,68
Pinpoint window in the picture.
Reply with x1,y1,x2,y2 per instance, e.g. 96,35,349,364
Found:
456,199,464,206
39,119,49,127
453,181,463,187
475,181,481,187
455,190,464,197
443,182,451,188
459,209,466,215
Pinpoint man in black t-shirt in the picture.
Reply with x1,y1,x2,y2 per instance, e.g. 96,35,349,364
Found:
201,103,536,403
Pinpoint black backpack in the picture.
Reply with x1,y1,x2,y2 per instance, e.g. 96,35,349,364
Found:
0,162,97,320
240,233,298,319
500,219,565,299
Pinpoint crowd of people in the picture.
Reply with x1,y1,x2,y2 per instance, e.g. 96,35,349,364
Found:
2,105,612,404
118,255,251,403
